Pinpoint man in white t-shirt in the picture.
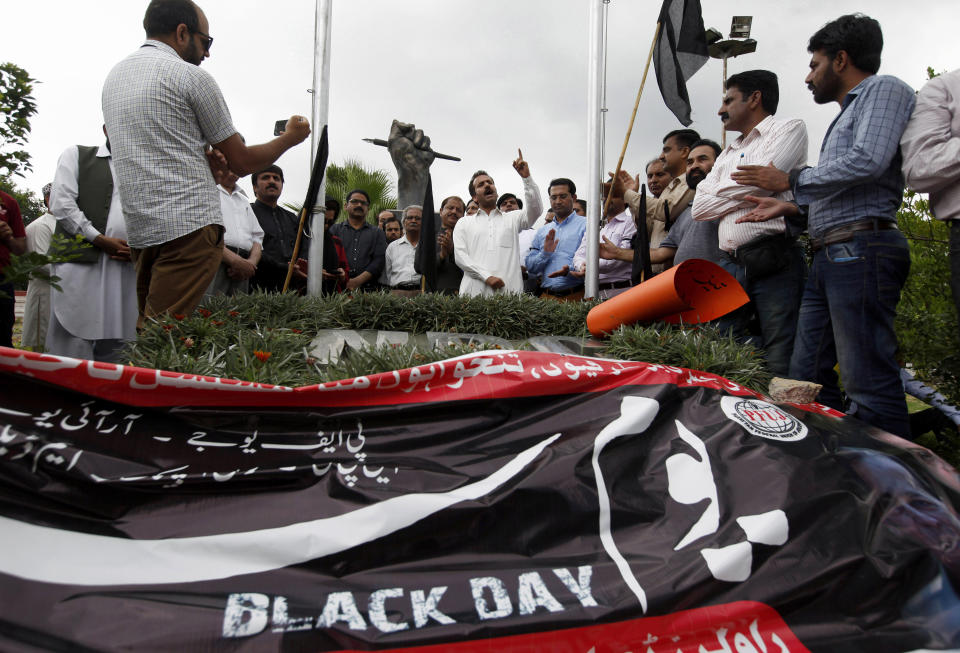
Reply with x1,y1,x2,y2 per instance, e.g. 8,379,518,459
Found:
207,169,263,296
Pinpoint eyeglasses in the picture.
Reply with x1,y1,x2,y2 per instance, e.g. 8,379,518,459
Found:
347,198,369,206
192,29,214,52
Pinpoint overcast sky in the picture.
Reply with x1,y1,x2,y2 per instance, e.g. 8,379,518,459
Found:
3,1,957,214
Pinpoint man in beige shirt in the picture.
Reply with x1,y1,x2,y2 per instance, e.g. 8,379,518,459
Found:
901,67,960,337
617,129,700,276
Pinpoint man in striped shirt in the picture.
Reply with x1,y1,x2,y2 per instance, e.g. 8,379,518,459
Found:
102,0,309,322
692,70,808,377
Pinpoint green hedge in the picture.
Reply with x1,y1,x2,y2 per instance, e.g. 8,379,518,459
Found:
124,291,771,391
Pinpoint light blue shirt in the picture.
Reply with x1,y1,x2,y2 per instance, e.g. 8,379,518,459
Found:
525,212,587,292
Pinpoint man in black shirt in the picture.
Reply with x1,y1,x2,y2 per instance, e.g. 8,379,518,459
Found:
249,165,309,293
329,189,387,291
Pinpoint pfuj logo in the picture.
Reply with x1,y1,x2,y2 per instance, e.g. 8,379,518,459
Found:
721,397,807,442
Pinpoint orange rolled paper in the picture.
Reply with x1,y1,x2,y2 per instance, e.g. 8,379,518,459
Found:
587,259,749,337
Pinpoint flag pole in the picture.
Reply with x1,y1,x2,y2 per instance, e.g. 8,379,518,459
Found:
306,0,333,296
602,22,662,218
584,0,608,299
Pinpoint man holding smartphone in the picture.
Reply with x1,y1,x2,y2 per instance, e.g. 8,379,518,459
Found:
102,0,310,322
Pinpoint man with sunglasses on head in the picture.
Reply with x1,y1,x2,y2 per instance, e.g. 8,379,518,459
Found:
102,0,310,322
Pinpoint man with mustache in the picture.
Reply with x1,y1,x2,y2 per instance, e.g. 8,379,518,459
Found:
646,159,672,199
691,70,808,377
454,150,543,296
732,14,915,439
383,205,423,295
331,189,388,292
250,165,308,293
414,195,465,295
526,178,586,302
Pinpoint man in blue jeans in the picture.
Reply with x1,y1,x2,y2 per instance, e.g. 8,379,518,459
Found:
691,70,809,377
732,14,915,439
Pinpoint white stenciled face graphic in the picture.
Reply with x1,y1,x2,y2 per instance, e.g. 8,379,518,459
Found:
594,396,790,610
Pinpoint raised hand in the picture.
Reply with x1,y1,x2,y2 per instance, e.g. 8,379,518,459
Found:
598,235,625,261
512,148,530,178
437,230,453,259
543,229,558,253
281,115,311,145
614,169,639,193
388,120,436,171
388,120,435,209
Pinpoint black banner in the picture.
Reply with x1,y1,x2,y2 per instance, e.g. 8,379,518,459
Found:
1,347,959,651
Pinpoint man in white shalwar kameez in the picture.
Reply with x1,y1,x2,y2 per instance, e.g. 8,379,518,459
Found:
47,141,137,362
20,184,57,349
454,150,543,297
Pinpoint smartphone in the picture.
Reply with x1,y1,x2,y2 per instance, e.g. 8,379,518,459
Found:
273,119,287,137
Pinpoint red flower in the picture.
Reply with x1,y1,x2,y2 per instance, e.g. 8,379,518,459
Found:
173,313,186,321
197,308,212,318
162,324,174,331
229,311,240,317
291,328,302,334
254,350,272,362
212,320,224,326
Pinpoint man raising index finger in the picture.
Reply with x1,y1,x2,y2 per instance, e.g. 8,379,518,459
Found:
454,150,543,296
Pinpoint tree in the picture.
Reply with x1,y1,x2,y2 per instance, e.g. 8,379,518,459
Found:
0,175,44,225
325,159,397,224
0,63,39,179
897,195,959,411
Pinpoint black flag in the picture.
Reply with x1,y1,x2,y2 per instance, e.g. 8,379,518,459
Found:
631,185,653,284
415,174,437,292
653,0,709,126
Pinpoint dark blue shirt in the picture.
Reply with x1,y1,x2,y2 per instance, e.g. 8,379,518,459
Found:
793,75,915,238
329,220,387,282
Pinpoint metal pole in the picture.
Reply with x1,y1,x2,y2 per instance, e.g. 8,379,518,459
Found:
599,0,609,180
584,0,606,300
307,0,333,296
721,52,728,148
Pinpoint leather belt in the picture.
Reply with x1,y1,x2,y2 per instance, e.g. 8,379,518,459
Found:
541,285,584,297
226,245,250,258
598,279,632,291
392,282,421,291
811,219,897,251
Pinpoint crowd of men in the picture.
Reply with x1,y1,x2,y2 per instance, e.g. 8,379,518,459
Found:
2,3,960,441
